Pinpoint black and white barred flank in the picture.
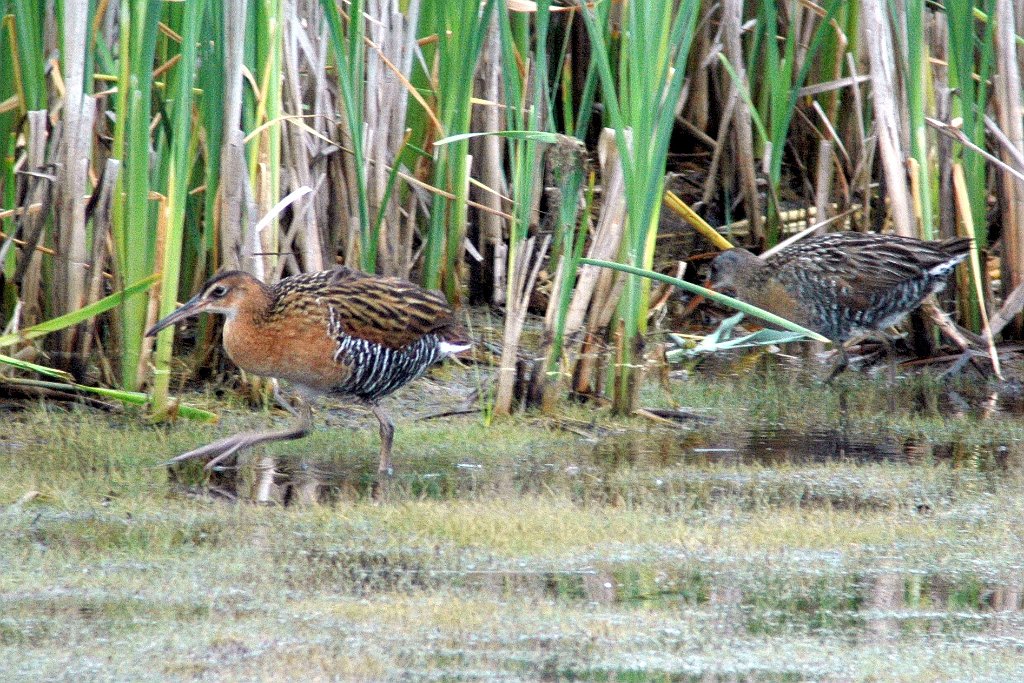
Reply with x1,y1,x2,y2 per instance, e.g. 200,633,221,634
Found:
331,331,445,401
327,306,467,402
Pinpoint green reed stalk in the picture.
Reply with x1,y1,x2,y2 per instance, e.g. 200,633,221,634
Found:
321,0,372,271
197,3,224,271
947,0,995,249
497,0,544,296
946,0,996,333
8,0,45,110
2,3,44,297
816,0,859,121
0,12,17,287
247,0,282,277
741,0,842,243
111,0,162,390
580,0,699,413
906,0,934,239
420,0,495,293
544,162,589,388
151,0,207,412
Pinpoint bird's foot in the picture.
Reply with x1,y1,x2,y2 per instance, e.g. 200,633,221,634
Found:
272,381,301,418
163,405,314,471
370,463,395,502
370,477,390,502
162,431,266,470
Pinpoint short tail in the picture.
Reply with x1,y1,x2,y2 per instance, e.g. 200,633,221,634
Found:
925,237,972,278
439,341,472,356
940,236,973,260
439,322,472,357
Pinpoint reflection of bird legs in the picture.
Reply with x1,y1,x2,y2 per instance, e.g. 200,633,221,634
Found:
826,336,899,391
164,400,313,471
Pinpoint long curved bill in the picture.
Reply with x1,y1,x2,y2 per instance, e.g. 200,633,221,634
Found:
145,292,207,337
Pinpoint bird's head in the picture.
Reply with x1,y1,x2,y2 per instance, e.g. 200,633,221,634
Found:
706,248,762,297
146,271,265,337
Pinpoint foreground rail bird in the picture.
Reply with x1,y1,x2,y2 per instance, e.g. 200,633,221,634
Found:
707,232,973,378
146,267,470,477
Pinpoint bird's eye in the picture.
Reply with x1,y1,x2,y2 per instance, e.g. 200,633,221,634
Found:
209,285,228,298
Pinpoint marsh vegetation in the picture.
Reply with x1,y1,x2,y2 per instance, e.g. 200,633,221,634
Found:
2,0,1023,413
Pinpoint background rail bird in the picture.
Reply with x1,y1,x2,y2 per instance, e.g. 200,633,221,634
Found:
146,267,470,479
707,232,973,378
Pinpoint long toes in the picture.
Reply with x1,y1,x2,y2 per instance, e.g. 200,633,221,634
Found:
164,435,247,466
371,477,390,502
203,449,240,471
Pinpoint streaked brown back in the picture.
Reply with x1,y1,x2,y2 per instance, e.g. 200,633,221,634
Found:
264,267,465,350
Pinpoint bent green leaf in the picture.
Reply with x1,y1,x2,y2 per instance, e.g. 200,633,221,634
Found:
579,257,830,342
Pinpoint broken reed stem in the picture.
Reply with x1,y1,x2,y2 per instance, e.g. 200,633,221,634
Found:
493,235,550,416
813,139,834,233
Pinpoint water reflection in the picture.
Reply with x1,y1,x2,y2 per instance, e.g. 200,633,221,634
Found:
216,425,1022,508
280,542,1024,640
507,566,1024,638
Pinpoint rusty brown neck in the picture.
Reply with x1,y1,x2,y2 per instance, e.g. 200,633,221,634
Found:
230,278,274,325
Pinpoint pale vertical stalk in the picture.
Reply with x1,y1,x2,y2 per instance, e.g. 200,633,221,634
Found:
14,110,49,326
55,0,91,366
493,235,549,416
366,0,419,277
564,130,626,397
813,139,834,232
321,0,372,270
722,0,761,244
862,0,914,237
281,1,322,274
476,15,505,303
219,0,247,271
564,130,627,338
993,0,1024,336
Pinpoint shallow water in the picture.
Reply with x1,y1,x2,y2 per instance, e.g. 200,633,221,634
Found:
191,409,1024,679
255,422,1020,508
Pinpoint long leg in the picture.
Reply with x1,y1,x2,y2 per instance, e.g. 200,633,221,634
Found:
825,345,850,384
164,400,313,470
881,335,897,385
881,335,898,414
370,403,395,477
272,379,300,417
